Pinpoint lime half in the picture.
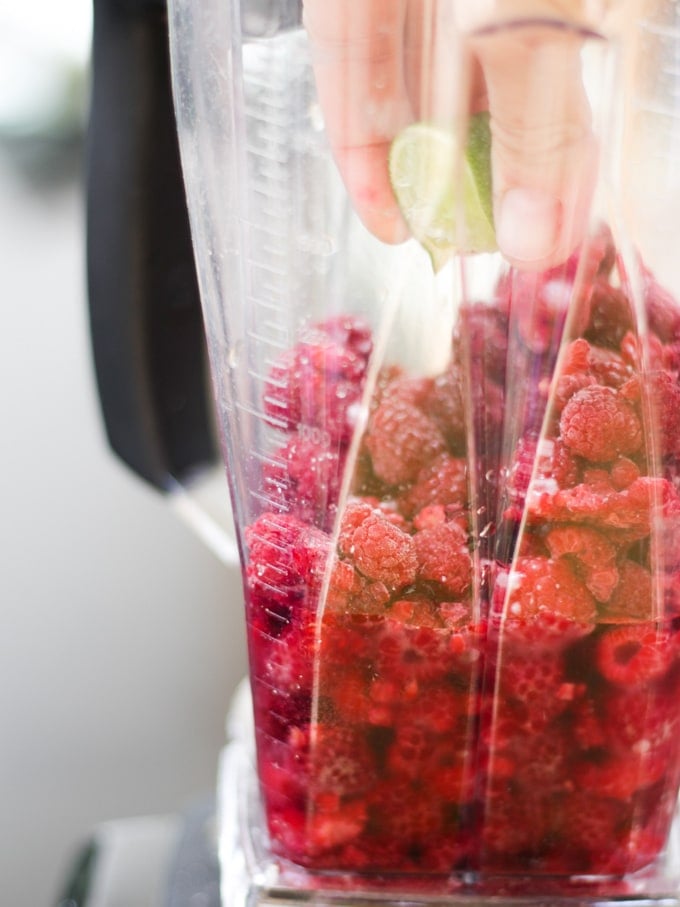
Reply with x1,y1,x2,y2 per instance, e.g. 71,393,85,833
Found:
389,113,496,272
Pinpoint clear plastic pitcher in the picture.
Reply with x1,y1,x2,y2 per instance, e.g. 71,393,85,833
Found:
167,0,680,898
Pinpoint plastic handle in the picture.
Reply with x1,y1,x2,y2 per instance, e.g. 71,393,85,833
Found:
86,0,217,491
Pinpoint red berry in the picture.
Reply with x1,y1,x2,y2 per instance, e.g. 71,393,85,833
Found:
421,366,467,450
558,792,629,865
596,624,673,686
348,511,418,590
414,522,472,599
599,560,654,623
263,436,344,531
497,651,569,732
560,385,642,462
365,398,447,486
584,278,635,349
310,724,377,798
399,453,468,518
492,557,596,648
545,524,619,603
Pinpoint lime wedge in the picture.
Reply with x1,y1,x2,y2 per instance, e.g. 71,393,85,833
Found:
388,113,496,272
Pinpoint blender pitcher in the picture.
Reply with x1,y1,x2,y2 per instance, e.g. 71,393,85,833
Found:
166,0,680,900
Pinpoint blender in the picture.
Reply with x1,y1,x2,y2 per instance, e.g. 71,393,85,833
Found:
94,0,680,903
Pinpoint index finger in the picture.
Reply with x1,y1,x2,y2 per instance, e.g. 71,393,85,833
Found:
303,0,412,241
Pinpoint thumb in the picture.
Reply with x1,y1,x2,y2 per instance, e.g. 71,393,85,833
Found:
474,24,598,270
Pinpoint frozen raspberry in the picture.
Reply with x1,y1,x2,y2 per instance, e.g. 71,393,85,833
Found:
375,619,460,687
399,453,468,518
245,513,330,633
507,436,580,512
264,322,370,440
645,371,680,457
571,698,607,750
620,329,666,373
368,779,444,844
599,560,654,623
574,751,666,801
645,271,680,343
263,436,344,531
414,522,472,599
497,651,569,732
560,385,642,463
596,624,673,687
376,373,434,411
386,724,434,779
584,278,634,349
492,557,596,648
307,800,368,853
558,793,629,866
365,398,447,486
422,366,467,452
348,511,417,589
309,724,377,797
337,501,374,555
610,456,640,490
587,345,633,389
604,685,680,752
389,597,440,628
321,314,373,359
481,791,551,858
545,525,619,603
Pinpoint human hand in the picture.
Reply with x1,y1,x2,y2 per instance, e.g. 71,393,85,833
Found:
303,1,609,271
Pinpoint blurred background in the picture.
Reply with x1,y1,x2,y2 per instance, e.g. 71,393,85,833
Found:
0,0,247,903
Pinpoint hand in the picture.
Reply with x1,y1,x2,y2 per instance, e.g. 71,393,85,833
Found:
303,1,608,271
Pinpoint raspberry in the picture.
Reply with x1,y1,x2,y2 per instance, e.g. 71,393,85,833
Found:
263,321,370,440
310,724,378,798
348,511,417,589
574,751,665,801
645,271,680,343
375,619,461,687
368,779,444,844
610,456,640,490
587,345,633,388
604,685,680,752
560,385,642,462
571,698,607,750
365,398,447,486
321,314,373,359
263,436,344,531
399,453,468,518
414,522,472,599
421,366,467,451
506,436,579,513
497,651,569,732
599,560,654,623
492,557,596,648
375,373,434,411
545,525,619,603
584,278,634,349
307,800,367,854
481,791,551,859
245,513,330,633
557,792,629,866
645,371,680,457
596,624,673,687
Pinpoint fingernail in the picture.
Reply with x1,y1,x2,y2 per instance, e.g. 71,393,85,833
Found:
497,187,562,263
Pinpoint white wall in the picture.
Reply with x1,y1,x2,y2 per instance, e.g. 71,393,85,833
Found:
0,151,247,904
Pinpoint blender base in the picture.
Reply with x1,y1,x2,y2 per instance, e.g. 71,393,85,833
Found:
218,681,680,907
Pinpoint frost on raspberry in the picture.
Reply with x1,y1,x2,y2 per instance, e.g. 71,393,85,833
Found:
492,556,597,649
346,510,417,590
245,512,331,634
263,436,344,531
399,453,468,519
599,560,655,623
263,319,371,441
560,385,643,463
365,397,447,486
545,524,619,603
414,522,472,599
